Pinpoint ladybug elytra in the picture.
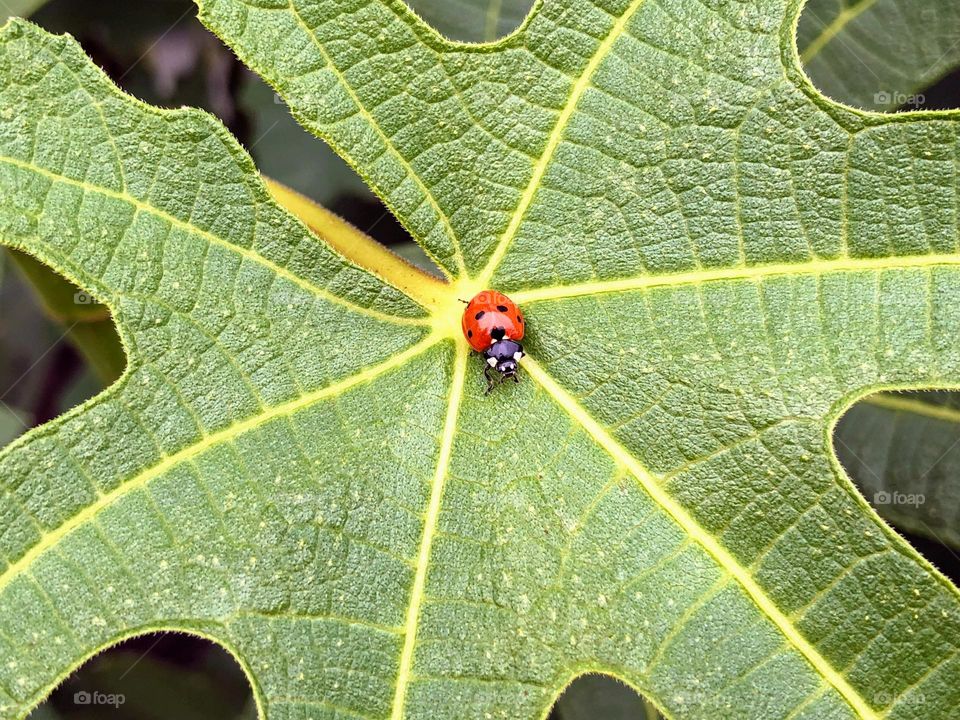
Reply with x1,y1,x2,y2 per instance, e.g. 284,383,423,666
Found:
461,290,525,393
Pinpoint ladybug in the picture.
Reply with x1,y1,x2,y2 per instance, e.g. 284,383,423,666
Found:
462,290,525,393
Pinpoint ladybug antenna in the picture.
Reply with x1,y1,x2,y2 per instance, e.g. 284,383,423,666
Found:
458,298,469,304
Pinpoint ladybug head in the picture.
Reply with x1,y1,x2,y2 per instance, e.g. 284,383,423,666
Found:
484,338,524,378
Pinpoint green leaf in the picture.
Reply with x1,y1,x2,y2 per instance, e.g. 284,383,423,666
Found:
835,392,960,549
795,1,960,549
0,0,50,21
3,2,960,719
798,0,960,111
0,405,26,447
38,637,257,720
553,674,660,720
6,249,126,383
240,78,376,206
404,0,534,42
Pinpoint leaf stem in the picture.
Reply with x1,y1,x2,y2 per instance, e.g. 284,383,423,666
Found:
264,178,450,313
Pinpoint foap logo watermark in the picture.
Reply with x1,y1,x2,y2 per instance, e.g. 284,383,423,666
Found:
73,690,125,708
873,490,925,508
873,90,925,109
73,290,95,305
873,690,925,709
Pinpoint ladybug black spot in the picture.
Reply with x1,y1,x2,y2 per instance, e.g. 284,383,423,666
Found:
517,315,523,323
467,330,473,338
496,305,508,312
475,311,485,320
491,327,505,341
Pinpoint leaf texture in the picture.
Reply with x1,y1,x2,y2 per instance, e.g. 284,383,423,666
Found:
1,2,960,719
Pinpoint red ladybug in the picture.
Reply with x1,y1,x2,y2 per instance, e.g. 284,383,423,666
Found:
462,290,525,393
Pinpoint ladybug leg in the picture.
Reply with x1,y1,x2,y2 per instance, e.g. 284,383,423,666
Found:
512,373,520,384
483,366,497,395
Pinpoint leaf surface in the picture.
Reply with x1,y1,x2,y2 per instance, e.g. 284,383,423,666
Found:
2,2,960,720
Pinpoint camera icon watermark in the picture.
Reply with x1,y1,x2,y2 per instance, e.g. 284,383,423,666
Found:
873,90,925,109
73,690,125,708
873,689,925,708
73,290,94,305
873,490,925,508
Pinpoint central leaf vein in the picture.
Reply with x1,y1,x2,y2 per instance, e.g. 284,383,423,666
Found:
391,342,468,720
477,0,648,286
510,252,960,303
